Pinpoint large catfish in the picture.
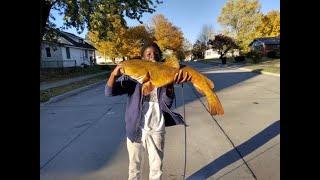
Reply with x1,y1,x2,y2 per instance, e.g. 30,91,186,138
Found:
118,56,224,115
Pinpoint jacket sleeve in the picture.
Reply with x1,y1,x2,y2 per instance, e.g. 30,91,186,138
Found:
105,75,135,96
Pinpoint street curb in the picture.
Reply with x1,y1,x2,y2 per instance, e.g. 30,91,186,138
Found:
196,60,280,77
40,80,105,106
238,67,280,77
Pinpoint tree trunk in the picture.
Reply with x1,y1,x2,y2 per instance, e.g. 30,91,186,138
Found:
40,0,52,67
40,0,52,39
220,53,226,64
221,57,226,64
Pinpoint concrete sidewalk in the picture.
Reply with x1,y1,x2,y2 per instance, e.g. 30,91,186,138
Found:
40,71,109,91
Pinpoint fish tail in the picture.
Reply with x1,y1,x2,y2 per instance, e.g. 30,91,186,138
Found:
205,90,224,115
182,66,224,115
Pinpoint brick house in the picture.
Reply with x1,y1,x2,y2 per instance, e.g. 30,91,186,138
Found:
248,36,280,57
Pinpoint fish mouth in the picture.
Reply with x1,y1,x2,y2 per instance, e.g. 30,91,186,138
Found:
144,58,156,62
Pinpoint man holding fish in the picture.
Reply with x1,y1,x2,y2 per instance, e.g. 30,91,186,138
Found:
105,42,191,180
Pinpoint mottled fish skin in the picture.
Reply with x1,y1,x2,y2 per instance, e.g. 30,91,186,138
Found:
118,58,224,116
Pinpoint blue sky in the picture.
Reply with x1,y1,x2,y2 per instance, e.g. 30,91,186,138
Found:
51,0,279,44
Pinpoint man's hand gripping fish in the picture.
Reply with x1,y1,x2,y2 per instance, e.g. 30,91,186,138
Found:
118,56,224,115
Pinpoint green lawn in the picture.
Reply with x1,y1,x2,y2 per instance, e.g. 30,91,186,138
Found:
244,57,280,74
40,64,116,83
40,73,109,102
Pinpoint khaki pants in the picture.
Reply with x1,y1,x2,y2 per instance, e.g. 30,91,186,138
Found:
127,131,165,180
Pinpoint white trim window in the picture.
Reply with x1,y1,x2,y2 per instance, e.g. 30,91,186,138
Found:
85,50,88,58
45,47,51,57
66,47,70,59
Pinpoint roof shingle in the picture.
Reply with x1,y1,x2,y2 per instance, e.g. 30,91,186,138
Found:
43,28,96,50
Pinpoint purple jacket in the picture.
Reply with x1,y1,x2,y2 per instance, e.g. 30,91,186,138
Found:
105,75,185,142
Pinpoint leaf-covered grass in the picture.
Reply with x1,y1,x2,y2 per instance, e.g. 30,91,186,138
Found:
40,73,109,102
244,58,280,74
40,65,116,83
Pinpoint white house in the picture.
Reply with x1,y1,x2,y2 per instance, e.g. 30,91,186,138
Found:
204,48,240,59
184,53,194,61
95,52,125,64
204,49,220,59
95,52,112,64
41,29,96,68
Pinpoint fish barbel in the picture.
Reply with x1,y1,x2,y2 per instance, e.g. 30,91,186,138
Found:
118,56,224,115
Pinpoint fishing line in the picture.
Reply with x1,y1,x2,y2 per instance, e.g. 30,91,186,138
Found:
181,83,187,180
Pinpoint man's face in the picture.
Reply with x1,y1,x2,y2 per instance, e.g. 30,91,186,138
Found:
143,47,160,62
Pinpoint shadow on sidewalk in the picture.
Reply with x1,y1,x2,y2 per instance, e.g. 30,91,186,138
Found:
186,120,280,179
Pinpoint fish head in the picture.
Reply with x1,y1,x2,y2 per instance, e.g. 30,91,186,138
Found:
118,60,150,83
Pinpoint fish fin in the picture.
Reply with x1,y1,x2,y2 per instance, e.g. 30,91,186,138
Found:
163,55,180,69
142,81,155,96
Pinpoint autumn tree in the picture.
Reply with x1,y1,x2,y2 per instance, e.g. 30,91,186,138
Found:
192,40,207,59
88,22,155,62
41,0,163,41
218,0,262,52
182,39,193,60
208,34,238,64
183,39,193,52
122,25,155,59
192,24,215,60
151,14,185,59
255,10,280,37
87,15,128,63
197,24,215,45
87,31,118,63
40,0,163,66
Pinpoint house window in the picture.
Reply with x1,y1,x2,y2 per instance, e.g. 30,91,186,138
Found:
85,50,88,58
66,47,70,59
45,47,51,57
